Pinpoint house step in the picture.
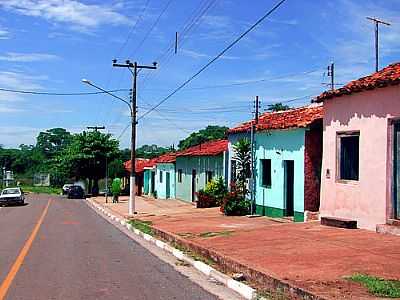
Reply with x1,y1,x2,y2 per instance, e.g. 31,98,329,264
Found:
387,219,400,227
321,216,357,229
376,219,400,236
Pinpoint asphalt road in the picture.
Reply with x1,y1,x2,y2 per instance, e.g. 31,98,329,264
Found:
0,194,219,300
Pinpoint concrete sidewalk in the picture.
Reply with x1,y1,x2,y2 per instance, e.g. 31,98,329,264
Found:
91,196,400,299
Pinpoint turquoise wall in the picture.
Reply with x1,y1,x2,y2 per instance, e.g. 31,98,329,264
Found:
255,129,305,221
175,155,225,202
155,163,176,199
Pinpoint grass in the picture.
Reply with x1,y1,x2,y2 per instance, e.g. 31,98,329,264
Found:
21,185,62,195
348,274,400,298
127,219,154,236
169,240,216,266
255,289,288,300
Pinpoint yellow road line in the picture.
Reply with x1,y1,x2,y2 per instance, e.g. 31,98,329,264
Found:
0,199,52,300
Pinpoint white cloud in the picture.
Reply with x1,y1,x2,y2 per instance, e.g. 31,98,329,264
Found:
0,52,59,62
181,48,239,60
0,0,133,32
0,71,45,90
0,28,10,39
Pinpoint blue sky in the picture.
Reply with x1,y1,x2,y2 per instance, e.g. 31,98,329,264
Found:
0,0,399,148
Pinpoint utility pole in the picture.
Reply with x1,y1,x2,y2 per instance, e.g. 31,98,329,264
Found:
327,62,335,91
112,59,157,215
366,17,391,72
250,96,260,215
87,126,105,132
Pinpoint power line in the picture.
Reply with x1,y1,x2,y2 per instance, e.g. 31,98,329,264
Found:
130,0,174,57
137,0,288,121
116,0,151,58
139,0,218,89
141,68,321,91
0,87,129,96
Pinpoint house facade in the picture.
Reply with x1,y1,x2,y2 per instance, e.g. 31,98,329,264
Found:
124,158,152,196
316,62,400,231
154,153,176,199
175,140,229,202
228,104,323,222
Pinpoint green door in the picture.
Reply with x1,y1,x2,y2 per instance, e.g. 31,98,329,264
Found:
166,172,171,199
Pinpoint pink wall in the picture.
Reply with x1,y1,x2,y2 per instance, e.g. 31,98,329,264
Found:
320,85,400,230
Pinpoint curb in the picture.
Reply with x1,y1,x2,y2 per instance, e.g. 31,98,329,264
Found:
86,199,256,300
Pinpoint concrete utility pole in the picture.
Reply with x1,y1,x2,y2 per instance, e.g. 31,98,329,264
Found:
250,96,260,215
112,60,157,215
327,62,335,91
366,17,391,72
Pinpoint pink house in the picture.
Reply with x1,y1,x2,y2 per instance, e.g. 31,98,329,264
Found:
315,62,400,231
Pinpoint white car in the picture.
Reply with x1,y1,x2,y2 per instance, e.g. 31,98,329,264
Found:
62,184,74,195
0,187,25,206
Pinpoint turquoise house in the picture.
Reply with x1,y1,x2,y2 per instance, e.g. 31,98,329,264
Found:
154,153,176,199
228,104,323,222
175,140,228,202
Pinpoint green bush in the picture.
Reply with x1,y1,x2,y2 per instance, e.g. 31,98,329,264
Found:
221,185,250,216
197,177,228,208
204,177,227,205
196,189,218,208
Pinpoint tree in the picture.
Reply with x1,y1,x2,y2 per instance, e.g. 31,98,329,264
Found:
108,159,127,179
58,131,120,195
233,138,251,197
267,102,290,112
36,128,72,159
136,144,169,159
178,125,228,150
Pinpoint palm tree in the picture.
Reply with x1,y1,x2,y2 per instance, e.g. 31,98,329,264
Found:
233,138,251,197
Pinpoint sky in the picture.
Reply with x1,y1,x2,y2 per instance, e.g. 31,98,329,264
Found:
0,0,399,149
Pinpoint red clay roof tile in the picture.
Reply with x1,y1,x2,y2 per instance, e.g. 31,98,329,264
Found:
315,62,400,102
176,139,228,157
228,104,323,134
155,152,176,164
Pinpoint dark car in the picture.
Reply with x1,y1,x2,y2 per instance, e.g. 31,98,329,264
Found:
0,187,25,206
67,185,85,199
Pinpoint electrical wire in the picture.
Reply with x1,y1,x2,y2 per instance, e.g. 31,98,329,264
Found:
0,87,129,96
139,0,218,89
116,0,151,58
137,0,288,121
130,0,174,57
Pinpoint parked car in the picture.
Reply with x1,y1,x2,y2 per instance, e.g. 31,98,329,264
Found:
0,187,25,206
62,184,74,195
67,185,85,199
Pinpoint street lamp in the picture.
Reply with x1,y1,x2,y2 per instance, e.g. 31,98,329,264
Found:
81,79,135,214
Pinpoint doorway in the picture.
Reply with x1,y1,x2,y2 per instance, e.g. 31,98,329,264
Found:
150,171,155,195
284,160,294,217
191,169,197,202
394,123,400,219
166,172,171,199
